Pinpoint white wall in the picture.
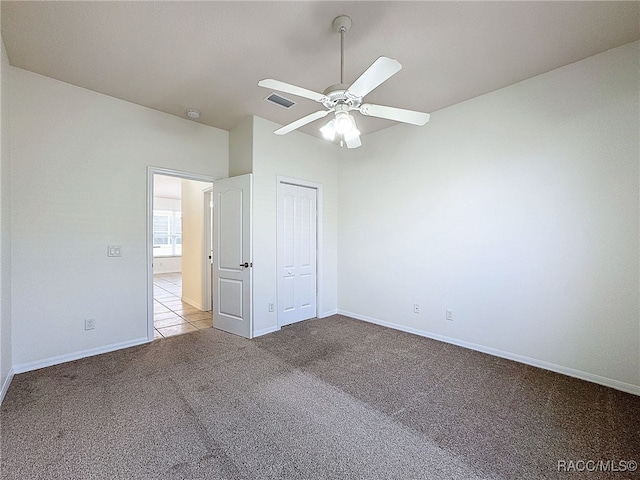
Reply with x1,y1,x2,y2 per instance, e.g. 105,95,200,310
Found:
229,116,253,177
10,68,228,369
338,42,640,392
0,33,13,400
251,116,339,335
181,179,212,310
154,196,180,211
153,257,182,275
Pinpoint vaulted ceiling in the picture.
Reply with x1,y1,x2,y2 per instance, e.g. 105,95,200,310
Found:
2,1,638,139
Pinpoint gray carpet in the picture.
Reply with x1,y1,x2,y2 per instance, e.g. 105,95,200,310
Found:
1,315,638,479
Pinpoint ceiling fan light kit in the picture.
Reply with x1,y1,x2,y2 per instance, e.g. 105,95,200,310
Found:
333,107,356,135
258,15,430,149
320,120,336,141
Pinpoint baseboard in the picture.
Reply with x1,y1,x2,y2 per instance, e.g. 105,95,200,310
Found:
338,310,640,397
319,309,338,318
12,337,150,375
253,325,280,338
0,366,15,405
152,269,182,275
181,296,204,311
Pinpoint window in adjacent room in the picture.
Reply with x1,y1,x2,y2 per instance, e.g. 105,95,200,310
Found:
153,210,182,257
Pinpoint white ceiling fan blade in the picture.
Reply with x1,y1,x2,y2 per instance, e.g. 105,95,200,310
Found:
359,103,430,126
346,57,402,98
274,110,330,135
344,131,362,149
258,79,327,103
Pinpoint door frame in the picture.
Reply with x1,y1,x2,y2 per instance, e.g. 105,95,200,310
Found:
146,166,217,342
276,176,323,328
203,187,213,312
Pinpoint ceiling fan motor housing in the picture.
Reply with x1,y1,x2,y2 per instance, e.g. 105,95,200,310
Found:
322,83,361,110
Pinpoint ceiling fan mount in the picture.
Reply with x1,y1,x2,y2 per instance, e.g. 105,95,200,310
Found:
258,15,430,148
332,15,352,35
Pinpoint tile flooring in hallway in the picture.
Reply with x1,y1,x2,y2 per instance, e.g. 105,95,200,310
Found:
153,272,213,339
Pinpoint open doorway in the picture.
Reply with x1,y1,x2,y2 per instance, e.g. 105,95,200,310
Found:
147,168,215,341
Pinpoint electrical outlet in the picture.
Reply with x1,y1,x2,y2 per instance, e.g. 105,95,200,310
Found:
446,309,453,321
413,303,420,314
84,318,96,330
268,303,274,312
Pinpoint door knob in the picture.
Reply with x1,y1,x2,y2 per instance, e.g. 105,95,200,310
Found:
240,262,251,268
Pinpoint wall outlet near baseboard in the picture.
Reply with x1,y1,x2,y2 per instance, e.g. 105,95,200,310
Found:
446,309,453,321
84,318,96,330
268,303,274,312
413,303,420,314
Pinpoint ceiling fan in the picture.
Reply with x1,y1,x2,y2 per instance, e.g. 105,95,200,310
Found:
258,15,430,149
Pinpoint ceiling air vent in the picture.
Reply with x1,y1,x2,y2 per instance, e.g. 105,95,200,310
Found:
265,92,296,109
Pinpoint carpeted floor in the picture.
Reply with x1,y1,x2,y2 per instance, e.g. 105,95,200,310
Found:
1,315,638,479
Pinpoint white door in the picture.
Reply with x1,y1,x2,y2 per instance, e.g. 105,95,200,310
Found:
277,183,317,326
213,174,252,338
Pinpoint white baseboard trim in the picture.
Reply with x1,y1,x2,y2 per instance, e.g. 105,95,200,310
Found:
12,337,150,375
152,268,182,275
182,296,205,311
0,366,15,405
338,310,640,397
319,309,338,318
253,325,280,338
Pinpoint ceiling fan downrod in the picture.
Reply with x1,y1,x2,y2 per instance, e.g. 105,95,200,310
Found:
332,15,352,86
340,27,344,84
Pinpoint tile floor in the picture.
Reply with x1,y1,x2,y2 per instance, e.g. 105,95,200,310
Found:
153,273,213,340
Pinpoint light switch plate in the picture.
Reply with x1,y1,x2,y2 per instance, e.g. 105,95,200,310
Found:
107,245,122,257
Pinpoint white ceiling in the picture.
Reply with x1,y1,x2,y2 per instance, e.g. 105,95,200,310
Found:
2,1,638,140
153,175,214,200
154,174,182,200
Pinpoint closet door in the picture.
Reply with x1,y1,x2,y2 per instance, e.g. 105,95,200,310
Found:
277,183,317,326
